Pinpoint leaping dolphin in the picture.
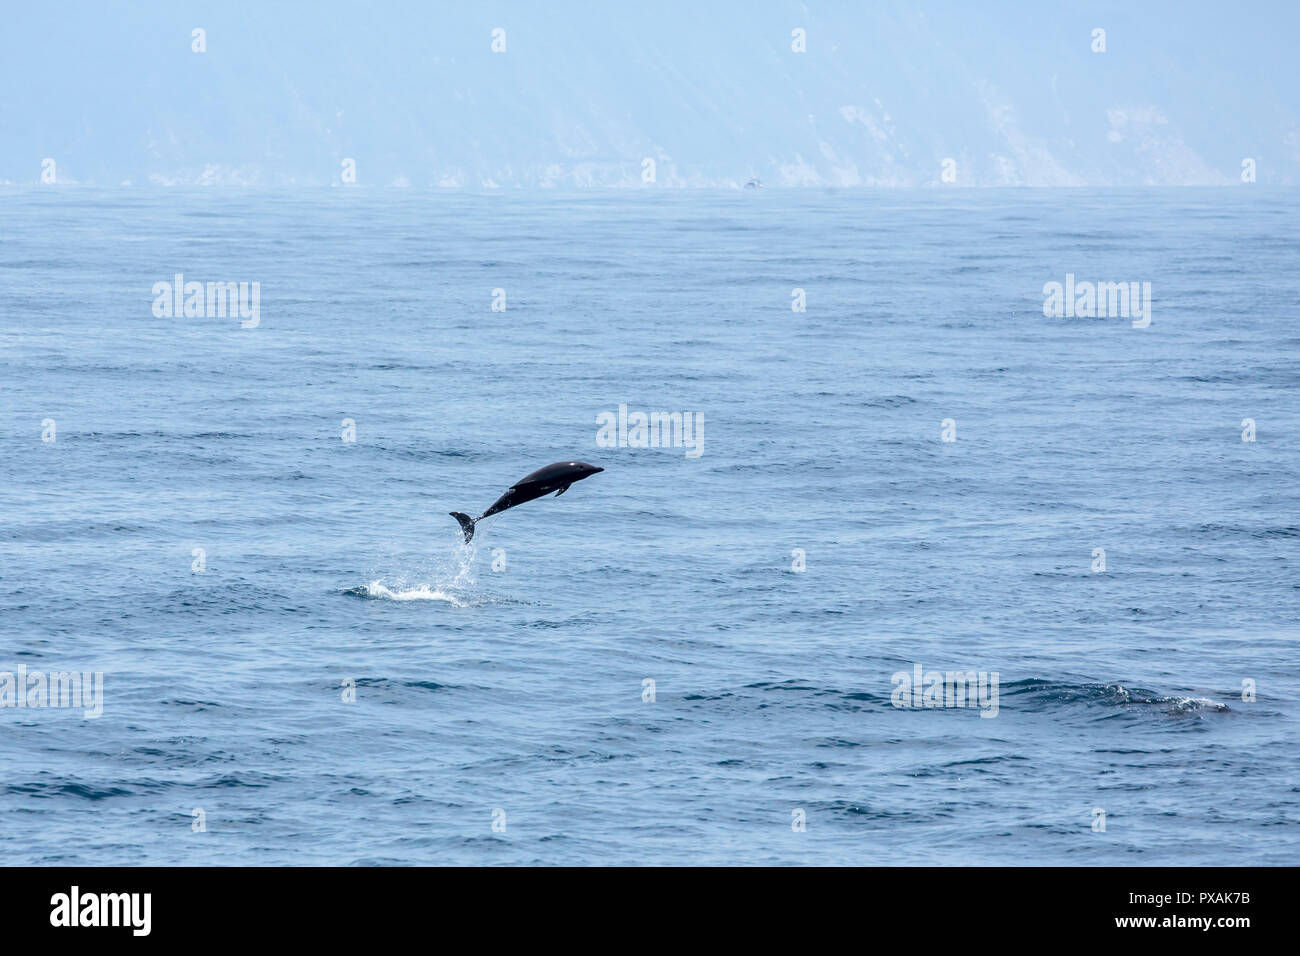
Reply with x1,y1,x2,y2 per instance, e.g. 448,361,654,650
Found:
449,461,604,543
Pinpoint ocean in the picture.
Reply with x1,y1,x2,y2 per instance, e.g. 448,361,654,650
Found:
1,187,1297,865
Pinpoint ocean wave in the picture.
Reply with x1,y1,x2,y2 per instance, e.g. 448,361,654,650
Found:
1002,679,1230,715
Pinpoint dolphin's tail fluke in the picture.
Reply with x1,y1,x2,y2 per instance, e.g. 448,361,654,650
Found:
449,512,476,543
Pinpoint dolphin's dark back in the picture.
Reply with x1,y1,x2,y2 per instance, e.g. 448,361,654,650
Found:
516,461,592,486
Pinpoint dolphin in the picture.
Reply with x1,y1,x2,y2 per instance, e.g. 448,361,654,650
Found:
449,461,604,542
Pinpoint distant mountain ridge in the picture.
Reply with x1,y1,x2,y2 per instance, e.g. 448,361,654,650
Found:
2,1,1296,187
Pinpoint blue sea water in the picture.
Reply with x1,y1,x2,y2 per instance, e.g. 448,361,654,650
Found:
0,187,1297,865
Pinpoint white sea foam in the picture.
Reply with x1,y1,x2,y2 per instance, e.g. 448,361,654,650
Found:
358,580,469,606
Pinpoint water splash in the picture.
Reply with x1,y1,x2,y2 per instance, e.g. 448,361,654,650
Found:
346,581,470,606
345,539,480,606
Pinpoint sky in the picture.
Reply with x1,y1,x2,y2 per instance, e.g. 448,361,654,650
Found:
2,1,1297,187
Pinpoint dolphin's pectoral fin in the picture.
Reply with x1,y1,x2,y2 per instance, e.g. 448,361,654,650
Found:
554,484,571,497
